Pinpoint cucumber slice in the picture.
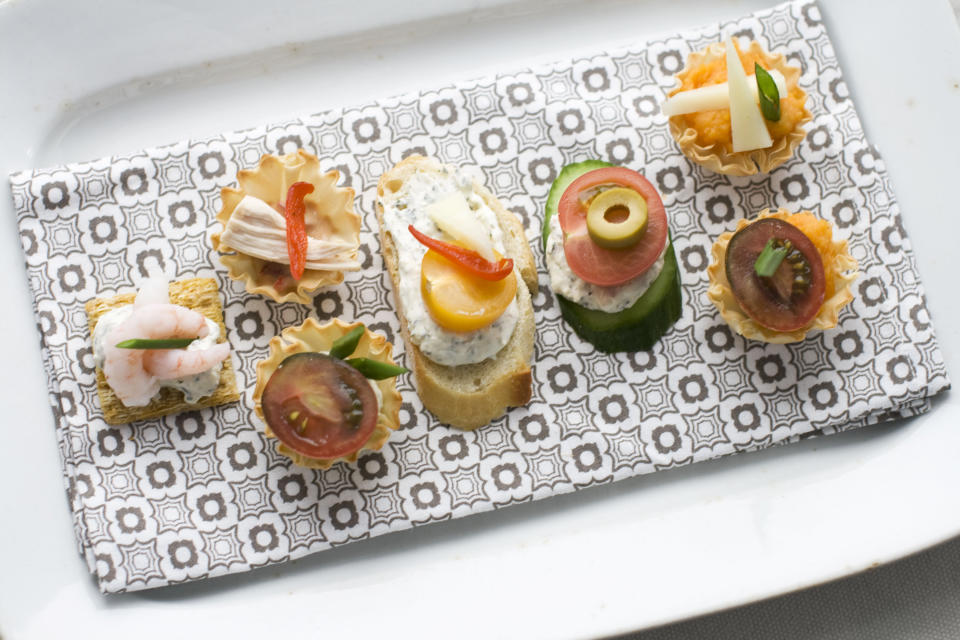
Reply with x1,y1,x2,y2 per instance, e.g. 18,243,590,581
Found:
542,159,612,250
543,160,683,352
557,243,682,352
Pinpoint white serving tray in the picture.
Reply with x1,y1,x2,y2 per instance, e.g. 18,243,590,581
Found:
0,0,957,638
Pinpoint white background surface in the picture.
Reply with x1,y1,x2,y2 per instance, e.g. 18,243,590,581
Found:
0,0,958,638
626,535,960,638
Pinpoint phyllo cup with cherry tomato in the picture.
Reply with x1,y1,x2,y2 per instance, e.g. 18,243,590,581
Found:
707,208,858,343
253,318,405,469
211,150,361,305
542,160,683,352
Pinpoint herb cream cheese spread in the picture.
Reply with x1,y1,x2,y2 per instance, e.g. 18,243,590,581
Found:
545,214,666,313
381,165,519,366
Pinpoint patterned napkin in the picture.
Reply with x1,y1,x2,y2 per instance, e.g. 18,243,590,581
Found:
8,0,949,593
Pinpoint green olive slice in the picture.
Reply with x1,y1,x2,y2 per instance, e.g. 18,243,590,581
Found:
586,187,648,249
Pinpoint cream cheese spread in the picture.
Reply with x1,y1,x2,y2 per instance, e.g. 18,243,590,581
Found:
380,164,519,366
545,214,666,313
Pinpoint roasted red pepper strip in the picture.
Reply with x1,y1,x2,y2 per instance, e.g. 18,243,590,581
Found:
284,181,314,280
408,225,513,281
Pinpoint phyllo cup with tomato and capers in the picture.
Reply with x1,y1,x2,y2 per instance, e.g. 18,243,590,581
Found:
211,150,361,305
707,208,858,343
252,318,404,469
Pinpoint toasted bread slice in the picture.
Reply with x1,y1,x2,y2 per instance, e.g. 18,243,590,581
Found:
376,156,536,430
85,277,240,425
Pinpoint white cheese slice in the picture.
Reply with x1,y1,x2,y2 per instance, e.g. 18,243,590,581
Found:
425,190,496,261
725,38,773,153
661,69,787,116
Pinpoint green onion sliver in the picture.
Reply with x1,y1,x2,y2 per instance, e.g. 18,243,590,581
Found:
346,357,408,380
754,238,788,277
115,337,197,349
755,63,781,122
329,325,365,360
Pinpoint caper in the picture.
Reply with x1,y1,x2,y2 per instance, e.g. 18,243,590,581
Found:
346,408,363,427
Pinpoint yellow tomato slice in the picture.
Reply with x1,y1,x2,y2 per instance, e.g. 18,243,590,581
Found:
421,249,517,332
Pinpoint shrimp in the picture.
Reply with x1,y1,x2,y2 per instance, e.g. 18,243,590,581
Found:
101,303,220,406
135,275,171,306
144,342,230,380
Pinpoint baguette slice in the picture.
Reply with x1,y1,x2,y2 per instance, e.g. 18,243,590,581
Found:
85,277,240,425
376,156,536,430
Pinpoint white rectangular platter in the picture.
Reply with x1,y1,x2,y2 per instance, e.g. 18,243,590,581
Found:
0,0,957,637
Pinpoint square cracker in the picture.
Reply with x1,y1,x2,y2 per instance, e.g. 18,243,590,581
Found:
84,277,240,425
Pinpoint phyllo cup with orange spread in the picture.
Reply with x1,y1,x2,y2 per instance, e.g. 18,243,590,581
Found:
707,208,858,343
667,40,811,176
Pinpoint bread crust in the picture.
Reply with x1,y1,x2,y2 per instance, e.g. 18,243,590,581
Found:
85,277,240,424
375,156,535,430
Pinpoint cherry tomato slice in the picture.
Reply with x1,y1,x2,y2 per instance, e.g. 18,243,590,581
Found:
725,218,825,332
421,248,517,332
558,167,668,286
261,353,377,459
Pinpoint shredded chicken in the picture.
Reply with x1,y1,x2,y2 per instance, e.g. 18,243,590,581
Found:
219,195,360,270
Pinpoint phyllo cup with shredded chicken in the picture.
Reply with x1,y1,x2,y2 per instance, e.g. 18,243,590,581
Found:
211,149,361,304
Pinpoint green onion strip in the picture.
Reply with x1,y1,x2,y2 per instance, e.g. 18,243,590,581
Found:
754,238,788,277
346,357,409,380
755,63,781,122
329,325,365,360
115,337,197,349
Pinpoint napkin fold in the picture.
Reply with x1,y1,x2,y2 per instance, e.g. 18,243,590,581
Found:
8,0,949,593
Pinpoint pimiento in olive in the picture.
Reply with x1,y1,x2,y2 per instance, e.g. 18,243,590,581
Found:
585,187,648,249
725,218,825,332
261,352,377,459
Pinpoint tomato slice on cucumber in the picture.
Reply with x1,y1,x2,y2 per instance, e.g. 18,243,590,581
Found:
543,160,682,353
558,166,668,287
261,353,377,459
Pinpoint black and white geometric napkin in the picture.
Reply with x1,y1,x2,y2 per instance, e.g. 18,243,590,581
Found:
8,0,949,593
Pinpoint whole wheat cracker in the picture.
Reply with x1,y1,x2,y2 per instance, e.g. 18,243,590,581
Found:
84,277,240,424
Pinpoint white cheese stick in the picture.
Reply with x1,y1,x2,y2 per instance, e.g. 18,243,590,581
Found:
219,195,361,270
661,69,787,117
725,38,773,152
